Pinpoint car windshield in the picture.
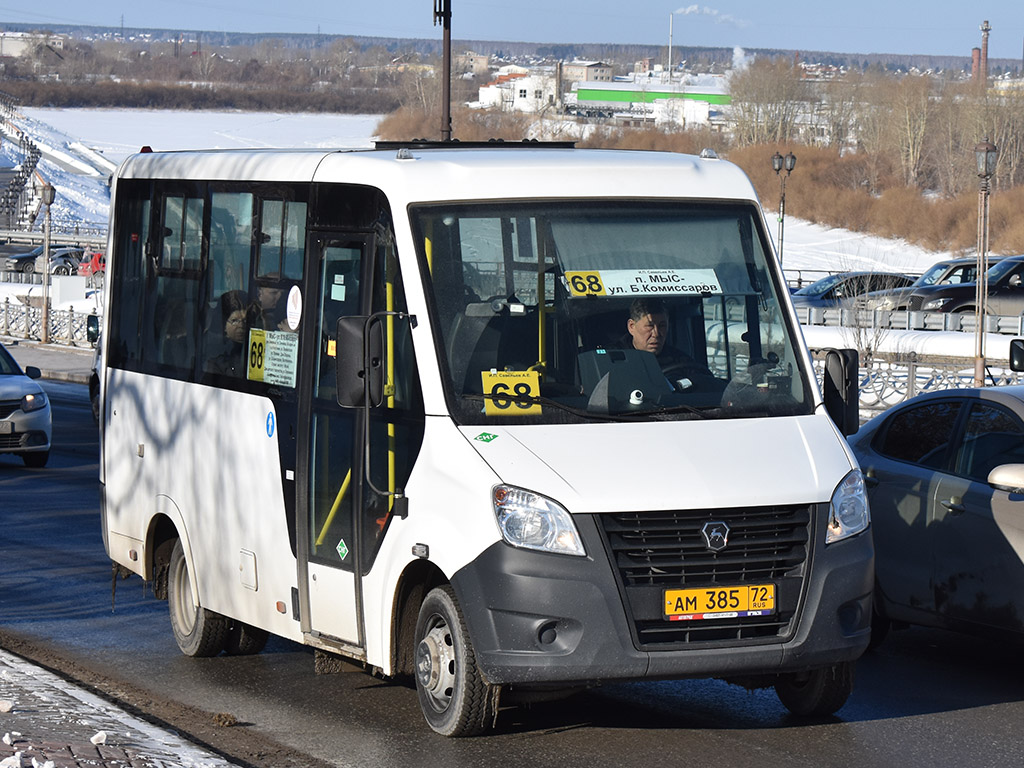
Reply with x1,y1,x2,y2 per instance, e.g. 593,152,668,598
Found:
413,200,812,425
986,258,1023,283
794,273,843,296
0,345,21,375
915,263,953,287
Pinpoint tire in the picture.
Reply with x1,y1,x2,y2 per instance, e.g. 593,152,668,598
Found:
19,260,33,274
167,539,229,657
54,265,71,276
21,450,49,468
414,585,496,737
225,621,269,656
775,662,854,717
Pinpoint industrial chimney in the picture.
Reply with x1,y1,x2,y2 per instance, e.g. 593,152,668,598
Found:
980,20,991,83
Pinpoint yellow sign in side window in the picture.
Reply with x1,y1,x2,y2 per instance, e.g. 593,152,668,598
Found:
564,270,607,297
481,370,541,416
248,329,267,382
247,329,299,388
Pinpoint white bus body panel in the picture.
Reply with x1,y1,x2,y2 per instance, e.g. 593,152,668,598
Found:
104,369,303,642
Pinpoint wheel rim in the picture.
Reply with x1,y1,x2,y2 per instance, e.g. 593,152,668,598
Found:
416,614,456,713
171,554,197,634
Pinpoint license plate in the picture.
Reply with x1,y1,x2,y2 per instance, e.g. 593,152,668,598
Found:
664,584,776,622
0,421,12,434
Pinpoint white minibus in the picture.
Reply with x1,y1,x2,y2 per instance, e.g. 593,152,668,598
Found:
98,142,872,736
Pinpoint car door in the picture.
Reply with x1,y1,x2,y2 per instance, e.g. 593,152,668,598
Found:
930,400,1024,633
860,398,964,619
988,261,1024,315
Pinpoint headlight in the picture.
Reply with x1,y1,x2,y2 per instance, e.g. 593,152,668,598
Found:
21,391,47,413
827,469,870,544
921,298,947,311
492,485,585,556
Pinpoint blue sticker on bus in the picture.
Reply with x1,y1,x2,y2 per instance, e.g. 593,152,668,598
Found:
266,411,275,438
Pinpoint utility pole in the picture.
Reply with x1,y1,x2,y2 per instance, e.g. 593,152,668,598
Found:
434,0,452,141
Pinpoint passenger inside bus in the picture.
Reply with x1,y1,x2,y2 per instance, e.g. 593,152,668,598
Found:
204,290,256,379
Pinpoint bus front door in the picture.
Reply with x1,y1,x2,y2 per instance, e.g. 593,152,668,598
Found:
299,238,367,649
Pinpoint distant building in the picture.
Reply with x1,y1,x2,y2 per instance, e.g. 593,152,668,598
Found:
478,71,559,113
454,52,491,77
562,61,613,83
0,32,65,58
569,73,731,127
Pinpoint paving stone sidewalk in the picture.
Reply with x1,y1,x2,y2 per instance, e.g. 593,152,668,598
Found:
0,650,237,768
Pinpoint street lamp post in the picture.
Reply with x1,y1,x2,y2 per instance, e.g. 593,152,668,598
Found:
772,151,797,264
40,183,55,344
974,138,997,388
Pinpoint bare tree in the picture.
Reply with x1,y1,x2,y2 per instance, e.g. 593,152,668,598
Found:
729,57,808,147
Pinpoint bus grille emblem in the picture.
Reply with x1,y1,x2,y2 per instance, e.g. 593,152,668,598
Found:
701,521,730,552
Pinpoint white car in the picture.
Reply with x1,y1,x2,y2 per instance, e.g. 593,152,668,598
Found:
0,342,52,467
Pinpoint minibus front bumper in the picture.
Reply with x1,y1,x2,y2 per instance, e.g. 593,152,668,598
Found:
450,511,874,686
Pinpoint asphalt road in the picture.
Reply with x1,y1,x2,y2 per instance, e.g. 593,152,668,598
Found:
2,380,1024,768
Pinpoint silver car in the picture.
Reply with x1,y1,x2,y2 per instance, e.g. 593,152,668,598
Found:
0,342,52,467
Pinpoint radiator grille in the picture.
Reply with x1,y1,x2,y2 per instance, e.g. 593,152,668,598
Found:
599,505,813,648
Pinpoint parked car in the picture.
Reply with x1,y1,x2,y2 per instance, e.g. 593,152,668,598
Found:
849,382,1024,646
77,250,105,279
0,341,52,467
3,244,47,273
907,253,1024,315
855,257,982,311
38,246,85,276
790,271,914,308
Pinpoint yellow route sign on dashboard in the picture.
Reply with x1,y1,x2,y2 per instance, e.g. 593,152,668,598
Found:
564,271,607,297
481,370,542,416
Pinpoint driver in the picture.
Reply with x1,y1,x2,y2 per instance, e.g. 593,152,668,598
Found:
618,296,716,387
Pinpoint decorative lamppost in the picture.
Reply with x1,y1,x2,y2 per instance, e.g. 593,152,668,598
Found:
40,183,55,344
973,138,997,387
772,151,797,264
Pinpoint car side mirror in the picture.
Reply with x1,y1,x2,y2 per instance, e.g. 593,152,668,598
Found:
1010,339,1024,372
988,464,1024,494
25,365,41,380
1010,274,1023,289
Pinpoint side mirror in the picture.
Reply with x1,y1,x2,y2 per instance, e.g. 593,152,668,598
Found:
823,348,859,436
87,314,100,345
1011,338,1024,372
25,365,41,380
988,464,1024,494
335,315,384,408
1010,274,1023,289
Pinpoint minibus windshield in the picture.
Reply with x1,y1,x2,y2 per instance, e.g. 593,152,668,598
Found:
413,200,813,425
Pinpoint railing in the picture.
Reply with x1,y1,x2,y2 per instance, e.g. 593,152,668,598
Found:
796,305,1024,336
810,349,1024,420
0,298,97,347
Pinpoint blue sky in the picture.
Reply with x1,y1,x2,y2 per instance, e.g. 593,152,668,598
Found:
1,1,1022,60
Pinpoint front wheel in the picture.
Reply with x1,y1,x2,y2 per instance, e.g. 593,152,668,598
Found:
167,539,229,657
414,585,496,737
775,662,854,717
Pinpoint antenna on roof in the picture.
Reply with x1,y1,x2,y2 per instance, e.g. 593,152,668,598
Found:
433,0,453,141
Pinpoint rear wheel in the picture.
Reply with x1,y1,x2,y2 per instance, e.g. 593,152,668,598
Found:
775,662,854,717
414,585,496,737
168,539,229,657
225,621,270,655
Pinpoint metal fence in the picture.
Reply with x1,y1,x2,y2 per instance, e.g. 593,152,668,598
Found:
810,349,1024,420
0,298,97,347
